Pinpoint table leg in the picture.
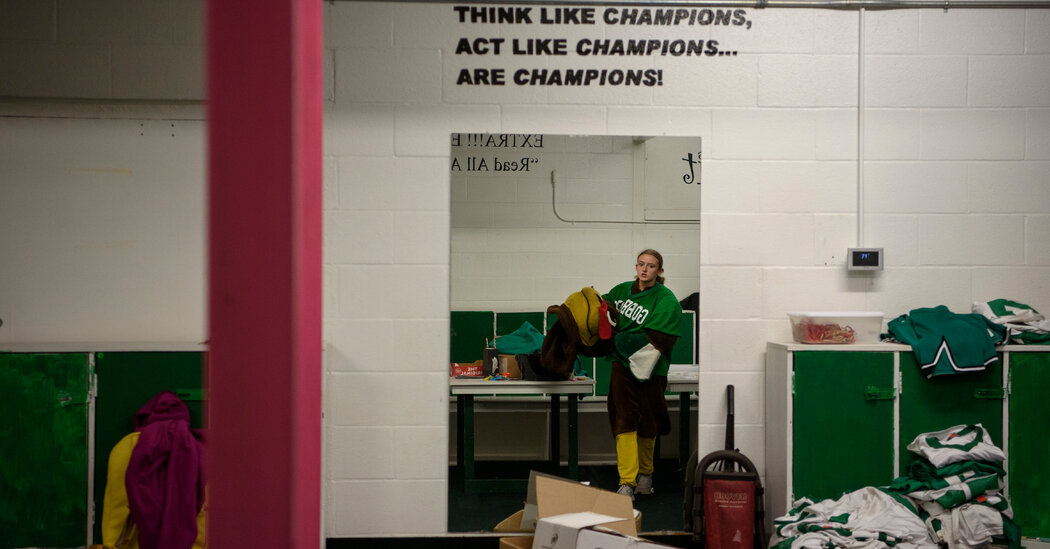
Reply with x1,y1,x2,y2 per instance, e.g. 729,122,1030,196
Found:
550,393,561,466
679,391,689,481
456,395,464,471
464,394,475,482
568,394,579,480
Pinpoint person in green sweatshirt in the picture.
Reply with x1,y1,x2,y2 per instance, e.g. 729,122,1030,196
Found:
602,249,682,499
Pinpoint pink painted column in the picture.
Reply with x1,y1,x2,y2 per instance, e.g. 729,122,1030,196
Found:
206,0,323,546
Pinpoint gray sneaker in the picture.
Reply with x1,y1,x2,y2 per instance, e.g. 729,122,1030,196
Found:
635,474,654,495
616,484,635,500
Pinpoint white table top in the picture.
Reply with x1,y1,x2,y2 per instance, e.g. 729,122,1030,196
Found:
667,364,699,393
449,376,595,395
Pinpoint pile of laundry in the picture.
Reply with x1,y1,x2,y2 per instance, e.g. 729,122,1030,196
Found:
973,298,1050,345
770,424,1020,549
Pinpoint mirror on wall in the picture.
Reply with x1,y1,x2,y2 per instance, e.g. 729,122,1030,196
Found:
448,133,701,533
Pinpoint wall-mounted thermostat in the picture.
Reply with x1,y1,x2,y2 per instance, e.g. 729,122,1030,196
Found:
848,248,883,270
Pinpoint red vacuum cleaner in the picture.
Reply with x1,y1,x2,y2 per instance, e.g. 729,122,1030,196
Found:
684,384,767,549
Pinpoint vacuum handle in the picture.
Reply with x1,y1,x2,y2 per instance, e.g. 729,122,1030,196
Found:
725,384,735,451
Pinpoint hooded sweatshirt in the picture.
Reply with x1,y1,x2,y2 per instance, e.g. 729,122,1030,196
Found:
125,391,206,549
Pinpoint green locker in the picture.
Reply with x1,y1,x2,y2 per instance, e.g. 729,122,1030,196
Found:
0,353,90,549
495,312,544,340
791,351,896,501
768,343,1050,538
898,353,1004,470
1008,351,1050,537
450,311,494,364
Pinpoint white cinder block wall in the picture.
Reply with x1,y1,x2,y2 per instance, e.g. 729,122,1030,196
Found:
1,0,1049,539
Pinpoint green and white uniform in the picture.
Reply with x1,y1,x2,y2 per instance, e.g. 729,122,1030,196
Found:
904,424,1005,468
603,280,682,381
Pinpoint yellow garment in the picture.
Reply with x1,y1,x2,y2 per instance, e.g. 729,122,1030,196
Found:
101,432,207,549
637,436,655,476
615,431,656,486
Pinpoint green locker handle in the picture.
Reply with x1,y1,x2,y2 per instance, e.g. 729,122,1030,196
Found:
973,388,1005,399
55,391,88,408
865,386,896,400
176,388,206,401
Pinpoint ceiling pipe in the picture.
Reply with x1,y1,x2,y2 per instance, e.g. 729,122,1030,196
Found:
342,0,1050,8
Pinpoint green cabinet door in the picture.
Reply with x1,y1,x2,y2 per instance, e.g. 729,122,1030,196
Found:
0,353,90,549
898,353,1004,471
792,351,895,502
1008,352,1050,537
451,311,494,364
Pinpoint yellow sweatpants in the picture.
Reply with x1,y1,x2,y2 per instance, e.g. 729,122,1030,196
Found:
615,431,656,486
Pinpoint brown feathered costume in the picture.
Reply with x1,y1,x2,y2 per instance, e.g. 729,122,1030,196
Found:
539,287,616,379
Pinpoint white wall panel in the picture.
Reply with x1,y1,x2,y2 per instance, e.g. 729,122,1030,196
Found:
864,162,969,213
863,10,921,54
325,104,397,157
920,109,1027,160
702,319,783,372
1028,109,1050,160
326,2,394,49
325,210,395,265
0,116,205,343
338,265,448,319
969,161,1050,213
761,267,871,316
862,109,923,160
654,55,759,107
972,266,1050,305
864,55,968,108
969,55,1050,107
607,106,713,138
918,214,1025,265
500,104,608,134
327,479,447,535
919,10,1025,54
1027,215,1050,265
758,55,857,108
1027,11,1050,53
328,426,397,479
712,109,820,160
863,215,921,266
866,267,972,314
699,268,763,318
336,47,444,104
816,110,859,161
325,319,395,372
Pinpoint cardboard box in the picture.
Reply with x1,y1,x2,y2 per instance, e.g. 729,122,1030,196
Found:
533,512,624,549
494,509,529,533
534,475,637,537
450,360,483,377
498,354,521,378
493,472,642,534
498,535,534,549
576,526,675,549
